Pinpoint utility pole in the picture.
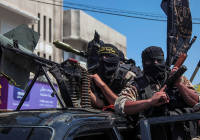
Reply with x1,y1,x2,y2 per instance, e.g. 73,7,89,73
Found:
190,60,200,82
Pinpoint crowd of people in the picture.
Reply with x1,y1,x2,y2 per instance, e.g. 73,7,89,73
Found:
86,33,200,140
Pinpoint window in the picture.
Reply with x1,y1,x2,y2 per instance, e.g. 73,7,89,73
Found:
37,52,40,57
31,25,34,30
73,129,118,140
49,18,52,43
0,127,52,140
38,13,40,35
43,16,46,41
43,53,46,59
49,55,52,61
118,127,135,140
69,52,75,59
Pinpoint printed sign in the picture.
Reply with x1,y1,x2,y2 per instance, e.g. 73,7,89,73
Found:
7,81,58,110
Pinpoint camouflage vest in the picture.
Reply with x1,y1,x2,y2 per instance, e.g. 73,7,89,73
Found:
110,63,142,94
95,63,139,106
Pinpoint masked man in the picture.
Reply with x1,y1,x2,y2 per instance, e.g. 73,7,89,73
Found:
89,44,136,109
115,46,199,140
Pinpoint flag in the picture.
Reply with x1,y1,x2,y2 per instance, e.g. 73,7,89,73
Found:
161,0,192,66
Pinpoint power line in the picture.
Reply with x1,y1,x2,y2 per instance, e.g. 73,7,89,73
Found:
50,0,164,18
62,0,166,18
62,0,200,22
29,0,166,21
28,0,200,24
59,0,200,21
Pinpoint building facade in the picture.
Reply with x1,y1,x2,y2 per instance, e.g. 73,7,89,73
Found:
0,0,63,63
0,1,127,65
63,10,127,64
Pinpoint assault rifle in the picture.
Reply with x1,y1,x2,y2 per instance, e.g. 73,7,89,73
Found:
161,36,197,90
161,54,188,92
171,36,197,67
163,65,187,88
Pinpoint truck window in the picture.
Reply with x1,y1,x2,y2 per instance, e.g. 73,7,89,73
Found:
0,127,52,140
73,128,118,140
118,127,136,140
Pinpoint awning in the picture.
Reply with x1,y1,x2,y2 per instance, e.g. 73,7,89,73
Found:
0,1,38,23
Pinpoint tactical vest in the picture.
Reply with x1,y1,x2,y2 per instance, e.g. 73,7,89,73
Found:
134,75,198,140
135,75,189,116
95,63,142,106
110,63,142,95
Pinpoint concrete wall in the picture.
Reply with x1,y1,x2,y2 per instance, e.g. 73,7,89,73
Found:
0,9,28,34
0,0,37,34
63,10,127,56
0,0,37,16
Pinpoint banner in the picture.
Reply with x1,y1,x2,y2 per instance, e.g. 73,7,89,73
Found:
7,81,58,110
161,0,192,66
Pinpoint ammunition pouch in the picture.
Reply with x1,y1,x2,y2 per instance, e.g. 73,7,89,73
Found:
110,63,142,94
135,75,198,140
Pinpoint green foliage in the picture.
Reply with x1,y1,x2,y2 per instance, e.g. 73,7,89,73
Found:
194,84,200,93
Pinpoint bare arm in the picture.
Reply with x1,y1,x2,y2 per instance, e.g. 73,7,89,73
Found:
90,74,118,105
124,99,152,115
99,83,118,105
89,90,105,108
172,67,199,106
176,82,199,106
115,85,169,115
124,89,169,115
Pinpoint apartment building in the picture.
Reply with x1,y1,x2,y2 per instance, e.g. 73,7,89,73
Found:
63,10,127,64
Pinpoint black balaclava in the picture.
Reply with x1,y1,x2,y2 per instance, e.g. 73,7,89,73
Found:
98,44,120,84
118,50,125,62
142,46,167,84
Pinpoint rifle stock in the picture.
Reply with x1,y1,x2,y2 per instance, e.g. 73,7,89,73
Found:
174,53,187,68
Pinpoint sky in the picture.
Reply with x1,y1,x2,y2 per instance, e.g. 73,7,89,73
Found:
64,0,200,85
